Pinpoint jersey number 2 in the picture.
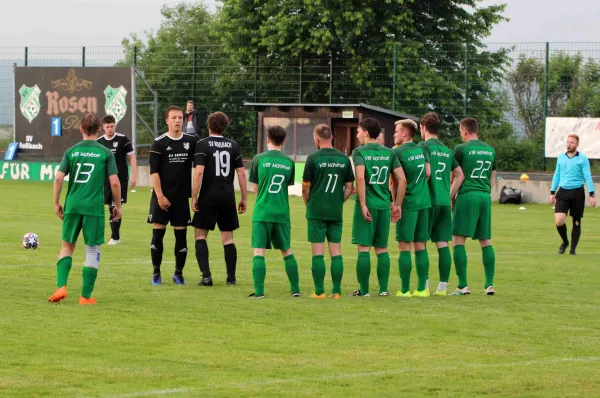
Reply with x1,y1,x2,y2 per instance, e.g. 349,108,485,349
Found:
213,151,230,177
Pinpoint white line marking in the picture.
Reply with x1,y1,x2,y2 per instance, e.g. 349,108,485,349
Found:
110,356,600,397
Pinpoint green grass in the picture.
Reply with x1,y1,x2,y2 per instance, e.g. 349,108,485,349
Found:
1,180,600,397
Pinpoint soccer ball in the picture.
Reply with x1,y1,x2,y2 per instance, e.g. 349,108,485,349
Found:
22,233,39,249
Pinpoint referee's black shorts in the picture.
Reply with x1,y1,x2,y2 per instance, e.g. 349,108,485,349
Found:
555,187,585,219
191,200,239,232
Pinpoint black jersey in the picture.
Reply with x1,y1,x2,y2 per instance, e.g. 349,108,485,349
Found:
194,135,244,205
149,132,197,199
97,133,133,180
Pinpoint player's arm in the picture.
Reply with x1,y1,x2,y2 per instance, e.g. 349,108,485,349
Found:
107,153,122,220
150,143,170,210
302,182,311,206
53,171,66,220
301,156,314,206
392,167,407,207
343,160,355,202
582,155,596,207
550,157,561,204
125,138,137,188
249,158,259,194
191,165,205,212
234,146,248,214
450,166,465,200
426,162,431,180
355,165,371,222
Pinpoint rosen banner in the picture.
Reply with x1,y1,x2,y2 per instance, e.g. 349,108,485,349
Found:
545,117,600,159
14,67,133,158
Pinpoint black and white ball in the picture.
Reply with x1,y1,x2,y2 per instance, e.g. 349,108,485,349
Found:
22,233,39,249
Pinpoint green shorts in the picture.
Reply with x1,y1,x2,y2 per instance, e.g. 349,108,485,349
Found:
62,214,105,246
351,206,390,248
429,205,452,242
251,221,291,251
396,208,430,242
453,192,492,240
307,219,343,243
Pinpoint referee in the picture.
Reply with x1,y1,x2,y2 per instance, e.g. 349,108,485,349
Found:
550,134,597,255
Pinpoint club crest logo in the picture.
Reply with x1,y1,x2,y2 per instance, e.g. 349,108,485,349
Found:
19,84,41,123
183,142,190,150
104,85,128,125
113,141,118,148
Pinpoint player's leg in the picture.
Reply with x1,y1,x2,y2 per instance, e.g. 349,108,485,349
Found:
171,197,191,285
148,193,169,284
373,209,391,296
274,223,300,297
78,215,105,304
554,190,569,254
352,206,376,296
308,219,327,298
569,189,585,255
109,182,127,244
474,194,495,295
396,211,417,296
450,193,478,296
412,209,431,297
191,204,216,285
431,206,453,295
249,222,270,298
49,214,80,302
217,203,240,284
326,221,344,298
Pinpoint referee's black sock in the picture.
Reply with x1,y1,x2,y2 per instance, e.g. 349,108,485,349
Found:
195,239,211,278
174,229,188,276
224,243,237,282
151,229,166,275
571,220,581,252
556,224,568,245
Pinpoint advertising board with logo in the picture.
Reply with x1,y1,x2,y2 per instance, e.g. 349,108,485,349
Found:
14,67,133,158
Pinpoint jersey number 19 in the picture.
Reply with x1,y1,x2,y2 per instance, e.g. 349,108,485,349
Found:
213,151,230,177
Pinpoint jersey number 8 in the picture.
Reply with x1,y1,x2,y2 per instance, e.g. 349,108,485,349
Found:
268,174,285,193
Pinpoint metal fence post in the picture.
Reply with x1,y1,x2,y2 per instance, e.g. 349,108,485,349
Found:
24,47,28,67
254,52,259,103
299,52,303,103
542,41,550,171
133,46,137,67
464,45,468,117
82,46,86,67
392,43,397,111
192,45,198,104
329,50,333,104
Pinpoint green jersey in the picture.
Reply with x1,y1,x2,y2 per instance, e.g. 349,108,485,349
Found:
352,143,401,210
393,142,431,211
303,148,355,221
58,140,118,216
454,140,496,194
249,150,295,223
418,138,459,206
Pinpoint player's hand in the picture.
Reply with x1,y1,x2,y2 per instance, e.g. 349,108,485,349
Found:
158,195,171,211
361,205,372,222
191,198,199,213
391,204,401,223
130,177,136,189
549,194,556,204
590,196,597,208
238,199,247,214
112,206,122,221
54,204,64,220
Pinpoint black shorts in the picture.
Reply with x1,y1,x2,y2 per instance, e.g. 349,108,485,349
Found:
191,201,239,232
148,193,191,227
104,180,128,205
555,187,585,219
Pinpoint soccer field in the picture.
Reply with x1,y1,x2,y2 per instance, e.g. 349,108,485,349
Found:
1,180,600,397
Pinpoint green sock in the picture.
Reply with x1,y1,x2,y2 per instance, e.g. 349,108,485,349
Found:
482,245,496,288
330,255,344,295
376,252,390,294
56,256,72,288
311,255,326,295
453,245,468,288
437,246,452,283
81,266,98,299
399,251,412,293
252,256,266,296
356,252,371,294
415,250,429,291
284,254,300,293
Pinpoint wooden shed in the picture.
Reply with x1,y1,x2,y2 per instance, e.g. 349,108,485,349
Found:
244,102,418,160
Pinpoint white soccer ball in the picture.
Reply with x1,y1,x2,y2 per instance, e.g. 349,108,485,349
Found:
22,233,39,249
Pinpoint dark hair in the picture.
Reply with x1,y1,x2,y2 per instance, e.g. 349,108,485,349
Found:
207,112,230,134
313,124,332,140
165,105,183,119
267,126,287,146
358,118,381,139
186,100,194,106
81,114,101,135
460,117,478,133
420,112,440,134
102,115,115,125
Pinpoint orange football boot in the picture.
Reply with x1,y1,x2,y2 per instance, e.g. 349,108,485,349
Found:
79,297,97,305
48,286,67,302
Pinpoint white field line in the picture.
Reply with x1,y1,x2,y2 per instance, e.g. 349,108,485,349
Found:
110,356,600,397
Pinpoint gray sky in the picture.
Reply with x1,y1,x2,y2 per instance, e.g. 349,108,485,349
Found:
0,0,598,47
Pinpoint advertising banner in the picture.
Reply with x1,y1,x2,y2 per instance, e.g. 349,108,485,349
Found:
545,117,600,158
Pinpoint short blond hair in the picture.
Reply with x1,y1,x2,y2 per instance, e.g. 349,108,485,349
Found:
567,133,579,143
395,119,418,138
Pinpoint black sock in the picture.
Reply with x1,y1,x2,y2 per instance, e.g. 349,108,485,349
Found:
112,218,121,240
174,229,188,276
151,229,166,275
195,239,210,278
224,243,237,281
571,221,581,251
557,224,568,245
